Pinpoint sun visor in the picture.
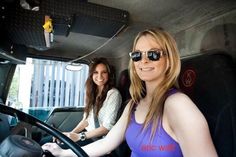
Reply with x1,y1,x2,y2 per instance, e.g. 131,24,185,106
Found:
4,0,129,50
0,42,27,64
70,2,129,38
6,2,46,49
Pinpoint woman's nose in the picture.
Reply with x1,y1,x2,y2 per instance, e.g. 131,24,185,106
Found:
98,73,103,79
141,52,148,63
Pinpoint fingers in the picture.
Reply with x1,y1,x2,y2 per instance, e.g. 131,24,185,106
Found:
42,142,58,151
52,132,70,144
53,136,61,144
52,132,68,143
52,136,56,142
51,132,78,144
42,143,62,157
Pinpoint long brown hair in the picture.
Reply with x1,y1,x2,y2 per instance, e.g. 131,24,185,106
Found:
84,58,115,118
128,28,181,140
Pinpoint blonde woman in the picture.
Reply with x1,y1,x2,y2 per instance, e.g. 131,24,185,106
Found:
43,28,218,157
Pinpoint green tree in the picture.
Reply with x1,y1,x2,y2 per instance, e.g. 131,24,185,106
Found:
8,68,20,102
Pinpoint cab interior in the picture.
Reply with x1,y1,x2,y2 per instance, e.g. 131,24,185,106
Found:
0,0,236,157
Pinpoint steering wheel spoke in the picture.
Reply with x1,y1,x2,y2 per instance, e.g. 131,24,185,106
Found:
11,121,33,138
0,104,88,157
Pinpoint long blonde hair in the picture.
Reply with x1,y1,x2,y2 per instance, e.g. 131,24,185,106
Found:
128,28,181,140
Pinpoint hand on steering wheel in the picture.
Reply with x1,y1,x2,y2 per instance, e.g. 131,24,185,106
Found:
0,104,88,157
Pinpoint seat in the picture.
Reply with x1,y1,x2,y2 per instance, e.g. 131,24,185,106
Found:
116,69,131,121
179,52,236,157
110,69,131,157
34,107,84,143
118,69,131,102
45,107,84,132
115,52,236,156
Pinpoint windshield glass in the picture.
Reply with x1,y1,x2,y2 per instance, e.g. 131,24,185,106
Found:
6,58,88,121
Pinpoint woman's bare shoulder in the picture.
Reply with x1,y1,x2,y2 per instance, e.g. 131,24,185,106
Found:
165,92,196,112
164,92,206,129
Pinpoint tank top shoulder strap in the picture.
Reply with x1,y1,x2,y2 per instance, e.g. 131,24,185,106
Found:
167,87,179,96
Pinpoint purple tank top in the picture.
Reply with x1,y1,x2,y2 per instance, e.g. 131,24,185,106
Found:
125,88,183,157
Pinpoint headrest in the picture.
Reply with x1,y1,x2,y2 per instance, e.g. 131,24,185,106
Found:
118,69,131,101
179,53,236,117
179,52,236,156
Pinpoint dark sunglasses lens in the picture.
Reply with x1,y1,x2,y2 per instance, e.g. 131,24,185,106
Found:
147,51,161,61
131,51,142,61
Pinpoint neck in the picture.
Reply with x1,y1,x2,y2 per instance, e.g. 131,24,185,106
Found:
145,78,162,97
97,86,104,95
141,80,162,108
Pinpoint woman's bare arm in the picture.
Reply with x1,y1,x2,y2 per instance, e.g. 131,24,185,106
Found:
42,102,131,157
82,103,130,156
165,93,218,157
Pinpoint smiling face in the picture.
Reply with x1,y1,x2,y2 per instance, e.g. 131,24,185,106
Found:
133,34,167,84
92,63,109,90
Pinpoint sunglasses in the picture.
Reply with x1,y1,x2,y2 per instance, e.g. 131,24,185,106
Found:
129,50,165,62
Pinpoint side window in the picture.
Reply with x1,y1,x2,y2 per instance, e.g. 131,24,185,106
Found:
6,58,88,120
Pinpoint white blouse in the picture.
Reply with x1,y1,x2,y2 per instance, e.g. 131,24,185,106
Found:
85,88,122,131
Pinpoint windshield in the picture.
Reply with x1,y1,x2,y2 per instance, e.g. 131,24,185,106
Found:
6,58,88,121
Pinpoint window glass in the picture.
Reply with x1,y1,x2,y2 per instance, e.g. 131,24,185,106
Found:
6,58,88,121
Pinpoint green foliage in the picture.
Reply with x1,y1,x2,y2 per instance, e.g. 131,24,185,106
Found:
8,69,19,101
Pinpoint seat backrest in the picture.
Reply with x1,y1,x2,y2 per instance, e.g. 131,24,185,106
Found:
116,69,131,121
179,52,236,157
112,69,131,157
46,107,84,132
118,69,131,102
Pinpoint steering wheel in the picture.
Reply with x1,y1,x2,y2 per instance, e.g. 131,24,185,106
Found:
0,104,89,157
